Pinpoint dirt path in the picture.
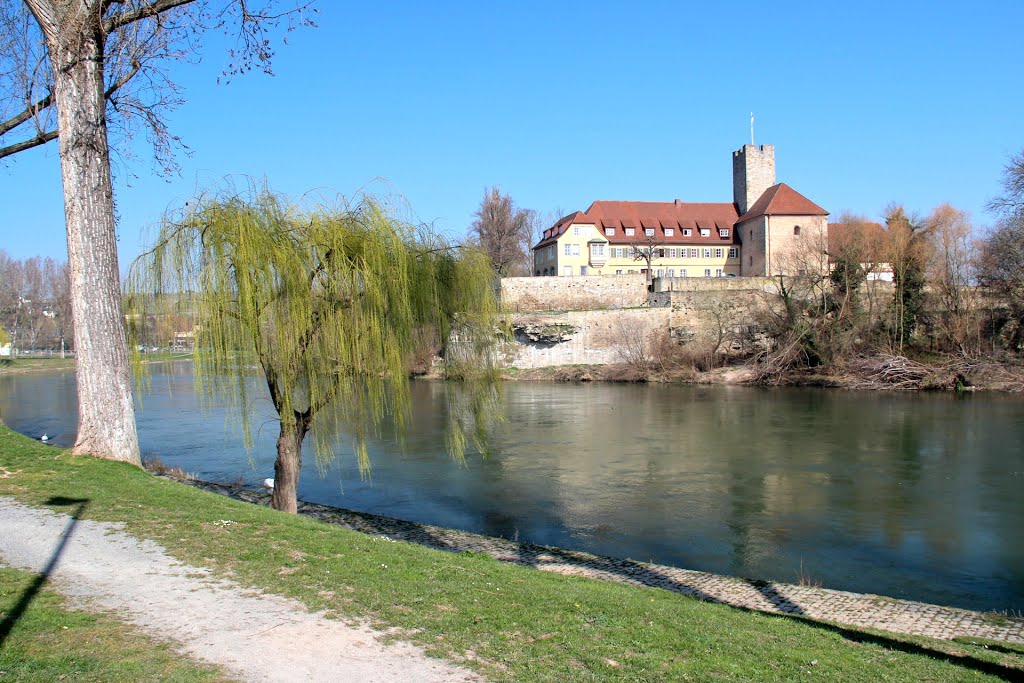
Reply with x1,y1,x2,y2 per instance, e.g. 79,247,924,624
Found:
0,499,478,683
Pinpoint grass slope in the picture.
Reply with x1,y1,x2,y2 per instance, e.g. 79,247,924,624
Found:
1,426,1022,682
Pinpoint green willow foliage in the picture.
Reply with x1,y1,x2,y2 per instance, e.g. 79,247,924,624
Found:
126,187,502,480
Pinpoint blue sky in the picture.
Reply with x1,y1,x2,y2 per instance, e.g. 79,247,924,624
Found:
2,0,1022,266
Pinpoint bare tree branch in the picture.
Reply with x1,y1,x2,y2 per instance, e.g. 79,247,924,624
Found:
0,90,52,137
0,128,57,158
103,0,196,34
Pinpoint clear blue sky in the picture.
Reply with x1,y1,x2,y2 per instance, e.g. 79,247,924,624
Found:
2,0,1022,267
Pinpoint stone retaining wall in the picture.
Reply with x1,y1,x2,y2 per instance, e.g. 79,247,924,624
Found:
500,275,649,312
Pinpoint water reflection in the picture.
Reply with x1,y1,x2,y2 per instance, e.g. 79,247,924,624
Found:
1,365,1022,612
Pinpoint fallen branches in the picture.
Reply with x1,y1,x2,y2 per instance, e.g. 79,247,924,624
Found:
845,354,977,391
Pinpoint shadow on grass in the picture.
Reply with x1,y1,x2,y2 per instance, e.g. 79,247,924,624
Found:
781,615,1024,682
0,496,89,649
190,481,1024,681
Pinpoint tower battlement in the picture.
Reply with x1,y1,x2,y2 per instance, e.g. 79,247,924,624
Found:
732,144,776,214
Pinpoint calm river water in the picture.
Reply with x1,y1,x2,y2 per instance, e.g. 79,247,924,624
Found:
2,361,1023,612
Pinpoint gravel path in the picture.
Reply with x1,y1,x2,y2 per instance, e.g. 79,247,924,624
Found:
0,498,478,683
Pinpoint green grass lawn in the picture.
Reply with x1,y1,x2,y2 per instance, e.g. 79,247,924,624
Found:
1,425,1022,682
0,566,229,682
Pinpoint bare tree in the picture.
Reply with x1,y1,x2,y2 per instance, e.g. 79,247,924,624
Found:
924,204,980,354
470,186,534,276
630,230,664,286
0,1,314,466
987,149,1024,217
979,149,1024,350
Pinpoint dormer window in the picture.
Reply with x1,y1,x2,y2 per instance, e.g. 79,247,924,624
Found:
645,228,655,236
625,227,635,236
700,229,710,237
683,229,692,237
719,229,730,238
604,228,614,236
664,228,674,237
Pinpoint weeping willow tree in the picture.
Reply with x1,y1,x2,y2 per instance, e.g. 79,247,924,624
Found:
126,186,502,514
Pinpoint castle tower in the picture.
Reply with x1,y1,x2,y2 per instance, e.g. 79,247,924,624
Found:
732,144,775,214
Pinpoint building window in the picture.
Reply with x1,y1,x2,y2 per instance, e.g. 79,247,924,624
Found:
657,248,666,258
665,228,674,237
625,227,635,236
683,228,692,236
719,229,730,238
657,269,665,277
564,243,571,256
716,268,724,277
700,229,710,237
715,248,723,259
573,226,581,236
591,243,605,258
645,228,655,236
667,269,675,277
605,227,614,236
704,268,711,277
689,248,698,258
571,244,580,256
627,247,636,258
667,248,676,258
581,266,588,275
563,266,572,276
729,247,738,258
616,269,623,275
794,225,801,236
680,268,687,277
703,248,711,258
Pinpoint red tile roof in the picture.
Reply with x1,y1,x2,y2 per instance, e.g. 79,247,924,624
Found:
737,183,828,222
534,200,740,248
533,184,827,250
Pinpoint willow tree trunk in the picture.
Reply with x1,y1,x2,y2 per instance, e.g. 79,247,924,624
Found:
27,0,141,466
271,415,310,514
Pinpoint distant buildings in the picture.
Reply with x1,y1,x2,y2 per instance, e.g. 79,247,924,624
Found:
532,144,829,278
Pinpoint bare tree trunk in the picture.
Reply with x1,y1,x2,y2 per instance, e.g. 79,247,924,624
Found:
271,415,309,514
28,0,141,466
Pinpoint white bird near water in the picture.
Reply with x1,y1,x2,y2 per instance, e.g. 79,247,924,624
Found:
39,434,49,442
262,478,275,490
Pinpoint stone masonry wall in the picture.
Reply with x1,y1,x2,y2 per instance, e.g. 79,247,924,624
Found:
500,275,649,312
500,277,784,368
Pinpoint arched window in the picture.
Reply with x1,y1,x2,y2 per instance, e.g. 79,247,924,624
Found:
793,225,801,236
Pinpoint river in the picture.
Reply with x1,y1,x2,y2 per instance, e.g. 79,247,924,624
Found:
1,361,1022,612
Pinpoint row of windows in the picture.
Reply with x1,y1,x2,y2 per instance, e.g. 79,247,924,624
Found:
537,266,736,277
543,243,739,264
603,227,730,239
611,268,731,277
607,246,738,259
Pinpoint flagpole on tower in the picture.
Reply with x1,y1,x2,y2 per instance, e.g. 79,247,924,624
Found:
750,112,755,146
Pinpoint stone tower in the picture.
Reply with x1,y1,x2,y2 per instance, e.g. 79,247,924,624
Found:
732,144,776,214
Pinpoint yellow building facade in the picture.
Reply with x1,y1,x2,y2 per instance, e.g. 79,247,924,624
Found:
533,144,828,278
